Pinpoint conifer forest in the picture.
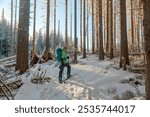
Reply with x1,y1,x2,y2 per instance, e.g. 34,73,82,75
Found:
0,0,150,100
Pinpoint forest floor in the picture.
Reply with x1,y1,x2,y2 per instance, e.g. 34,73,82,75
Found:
0,54,145,100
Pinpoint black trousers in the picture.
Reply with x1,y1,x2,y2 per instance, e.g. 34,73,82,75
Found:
59,63,71,81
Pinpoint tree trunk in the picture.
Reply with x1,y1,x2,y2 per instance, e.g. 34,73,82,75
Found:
54,0,56,52
96,0,99,52
44,0,50,61
10,0,13,56
86,0,89,52
131,0,135,52
120,0,130,69
13,0,17,54
74,0,77,62
106,0,109,53
104,0,107,53
32,0,36,65
108,0,113,59
80,0,82,52
16,0,30,74
114,5,116,49
143,0,150,100
58,20,60,47
0,9,5,56
137,0,140,53
65,0,68,49
83,0,86,58
92,0,95,54
99,0,104,60
70,13,72,48
140,2,144,52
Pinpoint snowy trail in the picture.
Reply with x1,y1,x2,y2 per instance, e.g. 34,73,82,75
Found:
14,60,111,99
56,76,111,100
14,55,143,100
15,81,70,100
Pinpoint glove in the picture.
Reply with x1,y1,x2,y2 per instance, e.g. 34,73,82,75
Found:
67,56,69,59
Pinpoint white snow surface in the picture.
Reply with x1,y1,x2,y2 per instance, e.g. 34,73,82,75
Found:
13,55,145,100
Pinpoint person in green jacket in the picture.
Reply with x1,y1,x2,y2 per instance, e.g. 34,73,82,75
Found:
58,46,71,83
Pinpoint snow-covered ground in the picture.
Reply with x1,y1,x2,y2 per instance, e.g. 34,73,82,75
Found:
1,55,146,100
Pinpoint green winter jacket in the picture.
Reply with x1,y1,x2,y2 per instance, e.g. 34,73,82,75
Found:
61,49,67,64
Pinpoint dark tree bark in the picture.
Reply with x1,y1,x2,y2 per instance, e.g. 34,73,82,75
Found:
143,0,150,100
131,0,135,52
83,0,86,58
113,5,116,49
65,0,68,49
99,0,104,60
54,0,56,52
16,0,30,74
44,0,51,61
32,0,36,65
108,0,113,59
104,0,107,53
74,0,77,62
10,0,13,56
95,0,99,52
92,0,95,54
137,0,141,53
120,0,130,69
13,0,17,54
86,0,89,52
80,0,82,52
0,9,5,57
106,0,109,53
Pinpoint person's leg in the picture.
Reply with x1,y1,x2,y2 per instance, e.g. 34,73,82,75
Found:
66,63,71,78
59,65,64,83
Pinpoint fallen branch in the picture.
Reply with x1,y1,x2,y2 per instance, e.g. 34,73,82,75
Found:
129,67,145,73
31,69,51,84
7,79,23,89
0,79,14,100
37,48,46,64
0,85,9,100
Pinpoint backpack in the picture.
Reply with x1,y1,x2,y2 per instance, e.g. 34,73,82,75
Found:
56,48,62,63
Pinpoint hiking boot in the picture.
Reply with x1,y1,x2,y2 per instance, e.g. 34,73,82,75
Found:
58,77,62,84
67,75,72,79
59,80,62,84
